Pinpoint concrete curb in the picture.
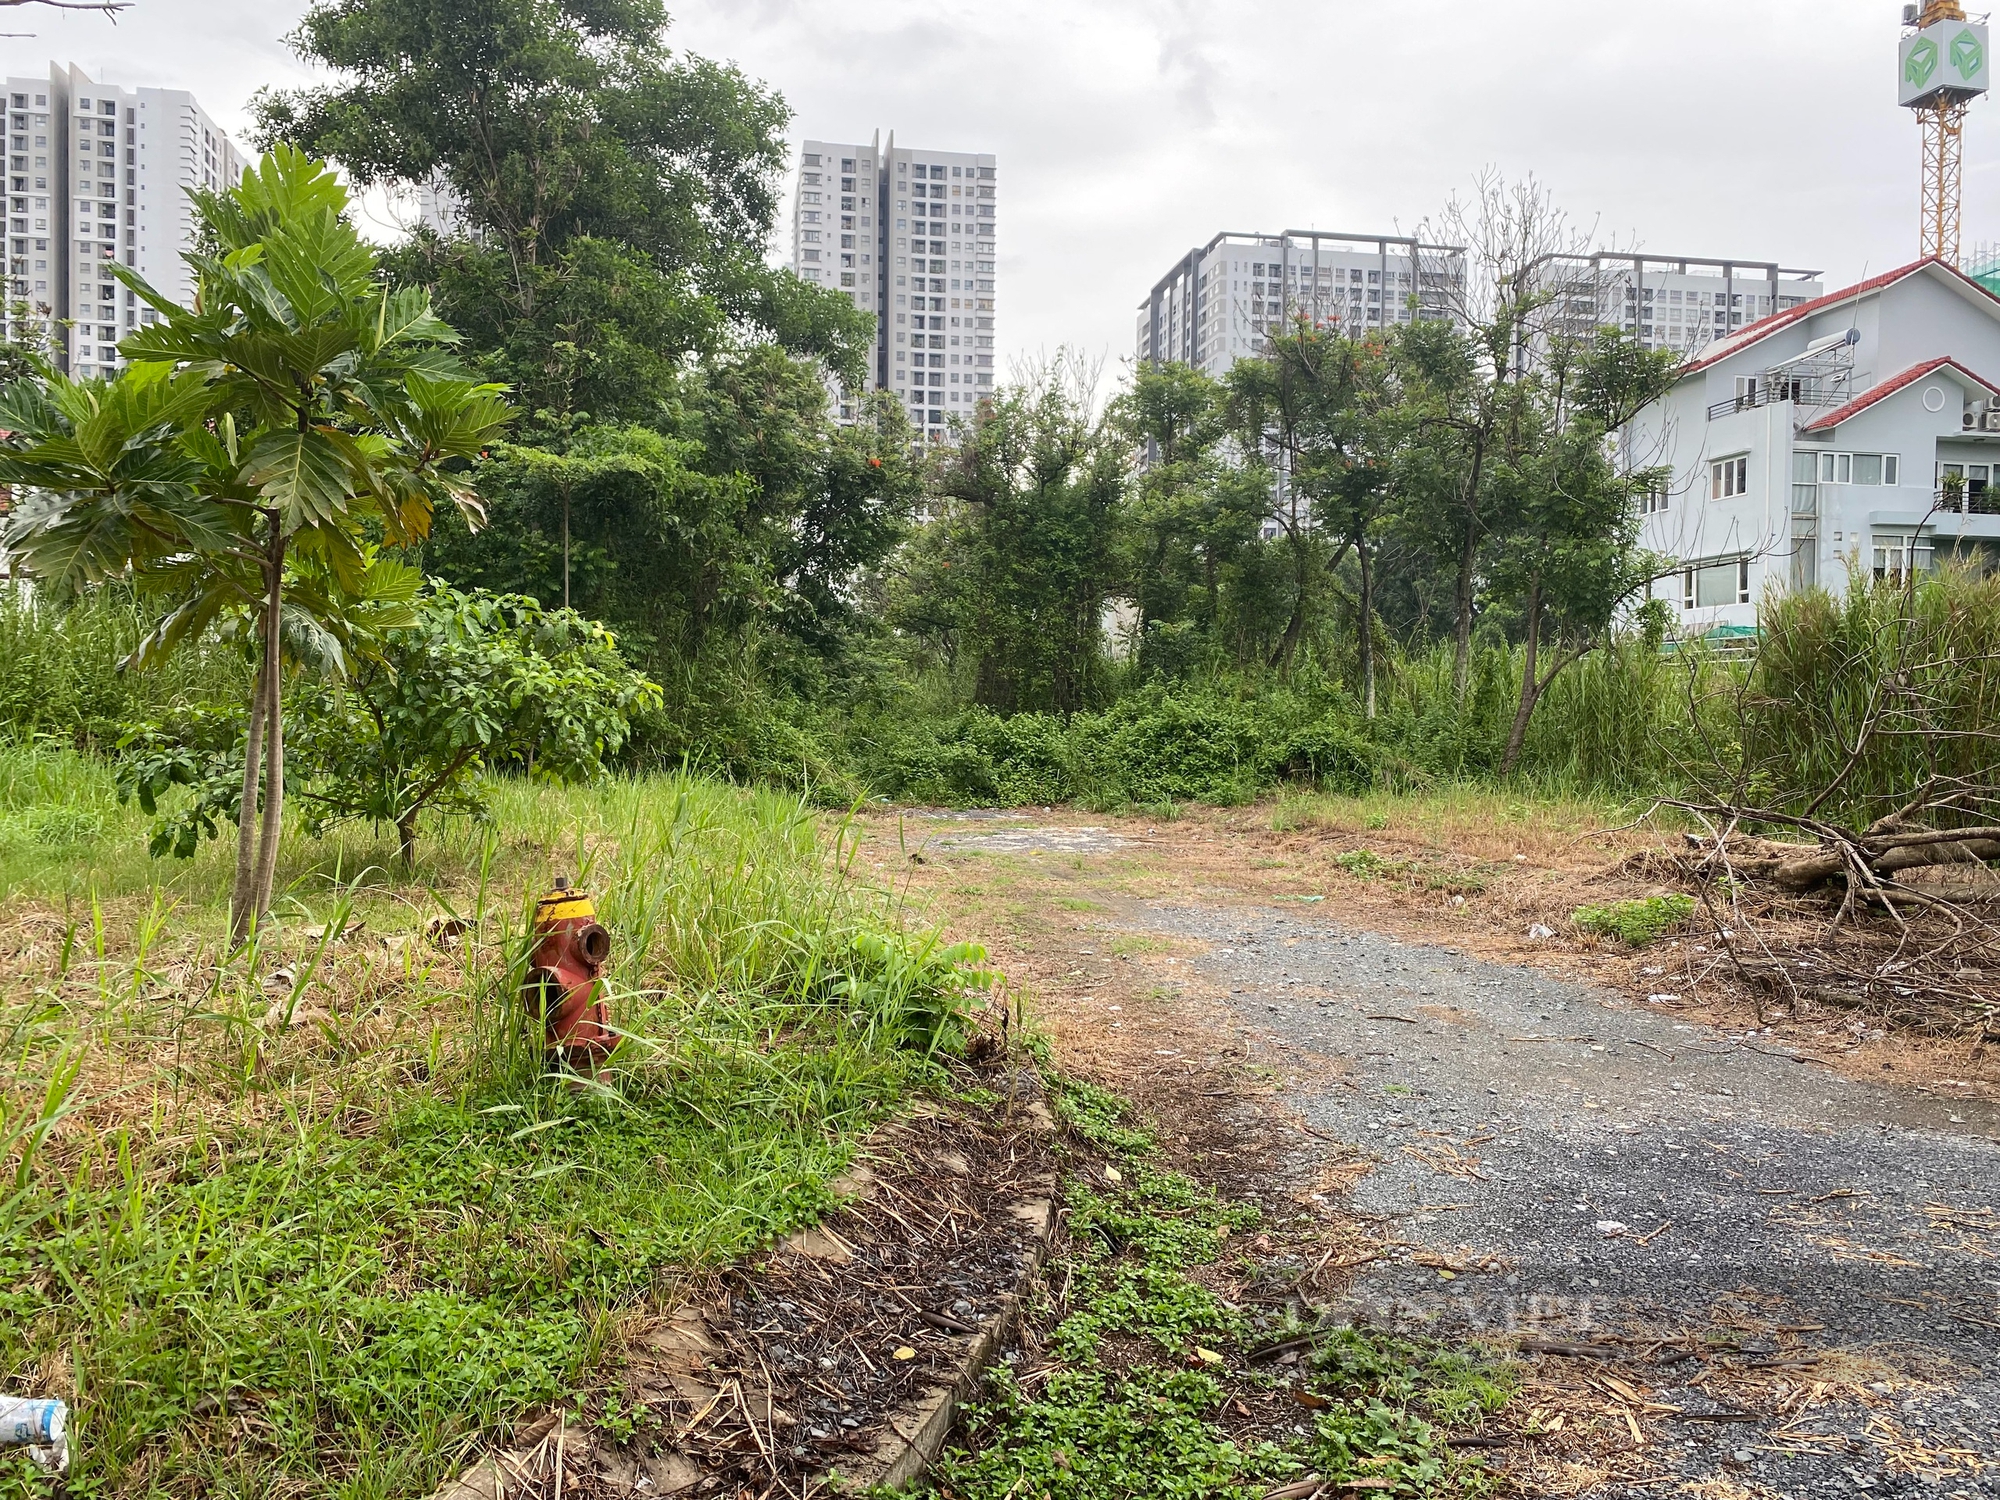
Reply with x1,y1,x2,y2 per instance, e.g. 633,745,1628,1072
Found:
423,1097,1062,1498
832,1190,1056,1492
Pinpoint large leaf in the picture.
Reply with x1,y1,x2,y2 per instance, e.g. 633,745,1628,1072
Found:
261,210,376,325
241,427,355,530
374,285,459,351
106,261,186,320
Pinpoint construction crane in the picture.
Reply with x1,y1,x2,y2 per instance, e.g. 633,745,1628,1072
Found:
1901,1,1991,266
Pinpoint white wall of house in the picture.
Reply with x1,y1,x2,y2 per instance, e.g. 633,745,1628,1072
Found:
1631,261,2000,633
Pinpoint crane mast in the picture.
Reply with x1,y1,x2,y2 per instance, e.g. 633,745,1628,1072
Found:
1902,0,1990,266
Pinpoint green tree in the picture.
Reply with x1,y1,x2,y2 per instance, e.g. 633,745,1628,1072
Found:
1487,330,1677,772
916,358,1128,715
293,583,660,863
1117,362,1266,656
1402,175,1594,703
1245,325,1405,716
429,357,921,659
0,148,512,940
255,0,873,422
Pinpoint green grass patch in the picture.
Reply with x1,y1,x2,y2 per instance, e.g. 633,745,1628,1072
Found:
935,1075,1514,1500
1571,894,1697,946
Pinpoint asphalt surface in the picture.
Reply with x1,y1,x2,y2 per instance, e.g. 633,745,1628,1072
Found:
1133,900,2000,1499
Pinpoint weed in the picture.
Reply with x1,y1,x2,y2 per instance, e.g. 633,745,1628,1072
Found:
1335,849,1390,877
1572,894,1697,946
937,1367,1298,1500
1048,1076,1155,1156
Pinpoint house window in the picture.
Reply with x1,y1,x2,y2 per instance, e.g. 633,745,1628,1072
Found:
1682,557,1752,609
1817,452,1900,486
1639,483,1670,515
1710,455,1749,499
1940,462,1993,507
1872,533,1933,583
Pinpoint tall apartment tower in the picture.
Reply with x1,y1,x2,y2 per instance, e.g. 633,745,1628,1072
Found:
1,64,247,377
1535,253,1824,358
790,133,997,437
1137,231,1466,379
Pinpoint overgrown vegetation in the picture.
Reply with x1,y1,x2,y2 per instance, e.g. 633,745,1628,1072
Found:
0,774,989,1496
933,1078,1515,1500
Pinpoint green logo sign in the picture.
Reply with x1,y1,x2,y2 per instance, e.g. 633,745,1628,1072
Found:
1908,35,1941,89
1951,28,1984,79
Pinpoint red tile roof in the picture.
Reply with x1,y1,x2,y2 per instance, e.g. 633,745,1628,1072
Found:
1681,258,2000,376
1799,356,2000,433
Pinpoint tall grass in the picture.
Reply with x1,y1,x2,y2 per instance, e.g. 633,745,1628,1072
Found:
1738,568,2000,823
0,768,977,1498
0,585,249,751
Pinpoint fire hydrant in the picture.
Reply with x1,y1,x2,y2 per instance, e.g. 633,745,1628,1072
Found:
525,880,615,1064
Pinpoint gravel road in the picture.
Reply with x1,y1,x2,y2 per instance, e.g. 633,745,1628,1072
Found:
1135,899,2000,1499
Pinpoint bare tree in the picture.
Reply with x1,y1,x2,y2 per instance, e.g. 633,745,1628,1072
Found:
0,0,127,34
1407,173,1601,704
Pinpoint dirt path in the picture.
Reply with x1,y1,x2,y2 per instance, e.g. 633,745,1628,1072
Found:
873,809,2000,1499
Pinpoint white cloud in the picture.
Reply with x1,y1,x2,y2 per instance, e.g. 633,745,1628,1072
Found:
13,0,1994,381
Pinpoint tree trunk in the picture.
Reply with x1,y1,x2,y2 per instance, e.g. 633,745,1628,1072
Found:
1267,527,1310,674
248,528,288,929
398,812,420,869
228,653,269,947
1452,512,1478,705
1451,441,1487,706
1695,832,2000,891
1357,537,1377,720
1499,577,1543,774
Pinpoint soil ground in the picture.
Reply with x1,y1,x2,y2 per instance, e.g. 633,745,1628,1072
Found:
858,799,2000,1499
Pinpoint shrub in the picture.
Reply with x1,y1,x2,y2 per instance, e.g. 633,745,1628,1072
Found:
1070,690,1270,806
1266,718,1378,795
865,707,1076,808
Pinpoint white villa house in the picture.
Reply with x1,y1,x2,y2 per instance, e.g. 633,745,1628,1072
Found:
1631,258,2000,630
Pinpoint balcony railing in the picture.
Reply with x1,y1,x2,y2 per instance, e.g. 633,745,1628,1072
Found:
1706,381,1850,422
1943,486,2000,516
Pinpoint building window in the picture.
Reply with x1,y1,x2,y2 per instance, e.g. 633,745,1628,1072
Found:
1710,455,1749,499
1872,533,1933,583
1682,557,1752,609
1816,452,1900,486
1639,483,1670,516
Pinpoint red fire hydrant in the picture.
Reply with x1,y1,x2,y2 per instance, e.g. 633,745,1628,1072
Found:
525,880,616,1065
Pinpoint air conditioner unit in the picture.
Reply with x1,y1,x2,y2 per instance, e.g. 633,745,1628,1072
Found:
1969,408,1984,429
1986,410,2000,432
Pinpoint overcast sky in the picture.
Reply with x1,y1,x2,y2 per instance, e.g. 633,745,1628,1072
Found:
15,0,1995,378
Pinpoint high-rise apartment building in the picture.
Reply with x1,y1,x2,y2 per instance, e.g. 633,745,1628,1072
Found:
790,133,997,436
1534,253,1824,359
1,63,246,377
1138,231,1467,378
1139,235,1826,378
